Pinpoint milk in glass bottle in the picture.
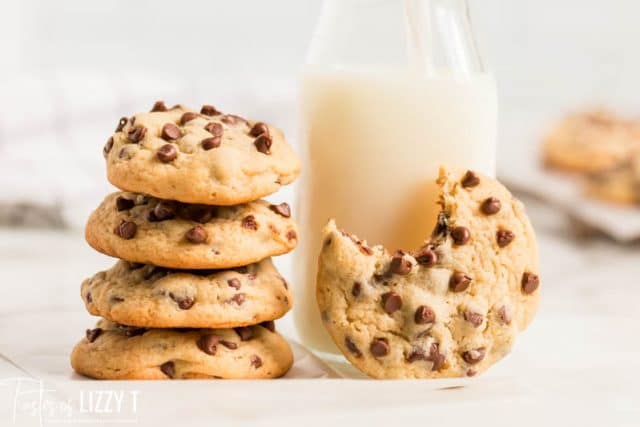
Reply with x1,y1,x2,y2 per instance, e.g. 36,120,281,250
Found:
295,0,497,354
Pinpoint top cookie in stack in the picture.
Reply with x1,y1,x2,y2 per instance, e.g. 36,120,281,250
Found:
104,101,300,205
71,101,301,380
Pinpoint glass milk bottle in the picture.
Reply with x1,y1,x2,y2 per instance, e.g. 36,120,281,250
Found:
295,0,497,354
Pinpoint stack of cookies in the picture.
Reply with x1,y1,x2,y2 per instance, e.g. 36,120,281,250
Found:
71,101,301,379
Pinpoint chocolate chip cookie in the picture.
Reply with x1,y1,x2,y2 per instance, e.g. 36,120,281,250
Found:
104,102,301,205
316,168,540,379
543,110,640,173
85,192,298,269
583,154,640,205
71,320,292,379
81,258,292,328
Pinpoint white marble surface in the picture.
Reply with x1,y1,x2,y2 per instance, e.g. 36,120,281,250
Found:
1,198,639,426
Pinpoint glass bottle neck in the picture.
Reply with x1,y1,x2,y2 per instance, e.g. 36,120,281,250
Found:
307,0,485,76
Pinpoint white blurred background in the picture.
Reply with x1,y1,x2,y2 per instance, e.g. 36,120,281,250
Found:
3,0,640,229
2,0,640,341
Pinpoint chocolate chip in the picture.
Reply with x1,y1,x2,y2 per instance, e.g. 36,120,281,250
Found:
121,327,147,337
157,144,178,162
451,226,471,245
85,292,92,303
496,229,515,247
180,205,216,223
161,123,182,141
242,215,258,230
221,340,238,349
185,225,208,243
221,114,246,125
115,196,135,211
428,343,446,371
116,117,128,132
450,272,471,292
462,348,486,364
227,278,241,290
481,197,501,215
254,134,272,154
197,334,220,355
352,282,362,297
114,220,137,239
202,136,222,150
522,272,540,294
260,321,275,332
160,361,175,378
415,246,438,267
415,305,436,324
381,292,403,314
180,112,199,125
269,202,291,218
464,310,484,327
431,212,449,240
151,101,168,112
204,122,223,136
249,122,269,137
169,293,194,310
286,230,297,241
280,277,289,290
234,327,253,341
152,201,177,221
103,137,114,158
406,348,427,363
389,252,412,275
370,338,390,357
345,337,363,358
118,147,130,160
229,293,246,305
467,369,477,377
200,105,221,116
461,170,480,188
250,355,263,369
498,306,512,325
110,296,125,303
127,126,147,143
406,343,444,370
85,328,102,343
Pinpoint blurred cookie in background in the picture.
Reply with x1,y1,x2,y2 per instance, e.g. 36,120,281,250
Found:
542,110,640,174
584,154,640,205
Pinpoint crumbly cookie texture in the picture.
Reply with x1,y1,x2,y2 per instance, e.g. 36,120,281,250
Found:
104,102,301,205
81,258,292,328
71,320,292,380
583,155,640,205
316,168,540,379
85,192,298,269
543,110,640,173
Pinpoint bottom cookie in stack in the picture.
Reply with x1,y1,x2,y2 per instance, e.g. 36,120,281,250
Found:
71,259,294,379
71,320,292,379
